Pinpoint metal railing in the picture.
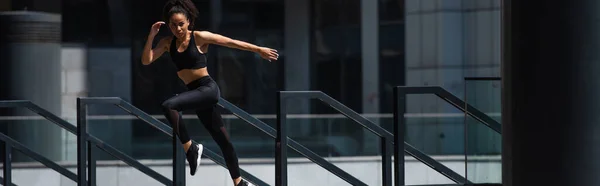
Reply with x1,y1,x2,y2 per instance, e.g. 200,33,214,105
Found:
1,96,377,186
394,86,503,185
276,91,468,186
463,76,502,184
0,87,499,186
276,91,386,186
218,97,375,186
77,97,268,186
0,100,79,186
394,86,501,134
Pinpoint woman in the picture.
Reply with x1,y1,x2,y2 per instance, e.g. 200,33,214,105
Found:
141,0,278,185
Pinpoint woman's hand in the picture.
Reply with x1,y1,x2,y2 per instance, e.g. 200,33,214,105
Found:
257,47,279,62
149,21,165,38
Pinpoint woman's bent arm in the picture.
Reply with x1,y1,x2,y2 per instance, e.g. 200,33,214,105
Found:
142,36,169,65
142,21,169,65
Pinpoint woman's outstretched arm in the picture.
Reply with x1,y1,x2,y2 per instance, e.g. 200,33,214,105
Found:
195,31,279,61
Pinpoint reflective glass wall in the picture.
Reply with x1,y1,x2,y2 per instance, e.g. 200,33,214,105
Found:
2,0,500,167
465,77,501,184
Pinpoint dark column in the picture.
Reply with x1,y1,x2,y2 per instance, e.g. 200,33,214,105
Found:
502,1,600,186
0,11,63,162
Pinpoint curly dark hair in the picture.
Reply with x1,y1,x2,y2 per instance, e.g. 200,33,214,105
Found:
162,0,199,29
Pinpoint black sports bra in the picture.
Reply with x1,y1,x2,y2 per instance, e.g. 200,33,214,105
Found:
170,31,208,71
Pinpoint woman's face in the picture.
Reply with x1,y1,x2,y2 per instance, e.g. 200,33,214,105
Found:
169,13,189,39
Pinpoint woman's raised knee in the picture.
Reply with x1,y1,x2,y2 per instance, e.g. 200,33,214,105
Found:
162,99,178,110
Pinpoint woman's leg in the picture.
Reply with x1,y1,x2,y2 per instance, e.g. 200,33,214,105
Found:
196,106,251,186
161,105,192,150
170,77,252,185
161,90,216,176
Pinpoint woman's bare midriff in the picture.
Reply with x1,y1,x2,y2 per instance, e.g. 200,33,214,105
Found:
177,68,210,85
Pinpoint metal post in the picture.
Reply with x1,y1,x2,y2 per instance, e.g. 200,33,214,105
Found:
173,132,178,186
77,98,88,186
173,134,185,186
2,141,11,186
275,92,288,186
180,139,186,186
88,141,96,186
381,138,392,186
393,87,405,185
172,110,186,186
463,80,469,183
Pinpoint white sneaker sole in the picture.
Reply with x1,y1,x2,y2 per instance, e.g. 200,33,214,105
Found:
190,143,203,176
196,143,203,168
245,180,256,186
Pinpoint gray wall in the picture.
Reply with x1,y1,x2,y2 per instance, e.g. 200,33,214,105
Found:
60,44,88,161
59,45,134,161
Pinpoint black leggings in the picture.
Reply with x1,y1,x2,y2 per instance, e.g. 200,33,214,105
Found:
161,76,241,179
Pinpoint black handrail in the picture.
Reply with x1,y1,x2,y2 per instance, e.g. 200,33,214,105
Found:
275,91,468,186
218,98,370,186
77,97,182,186
0,100,181,186
394,86,502,185
276,91,387,186
0,100,80,186
395,86,501,133
77,97,269,186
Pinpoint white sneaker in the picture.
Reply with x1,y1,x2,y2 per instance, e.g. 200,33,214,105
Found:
186,142,203,176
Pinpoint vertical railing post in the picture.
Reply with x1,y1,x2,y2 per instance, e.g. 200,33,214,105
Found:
179,136,186,186
393,87,405,186
463,81,469,184
2,141,11,186
88,142,96,186
173,134,186,186
77,98,88,186
381,138,392,186
275,92,288,186
173,110,186,186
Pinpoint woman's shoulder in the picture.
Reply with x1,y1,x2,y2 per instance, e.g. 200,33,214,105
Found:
193,30,216,38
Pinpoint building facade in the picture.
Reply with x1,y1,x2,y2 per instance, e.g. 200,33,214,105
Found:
0,0,501,164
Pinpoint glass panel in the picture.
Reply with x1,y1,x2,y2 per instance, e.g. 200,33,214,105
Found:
400,94,467,185
88,116,143,161
0,107,69,163
0,119,66,163
465,78,502,184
